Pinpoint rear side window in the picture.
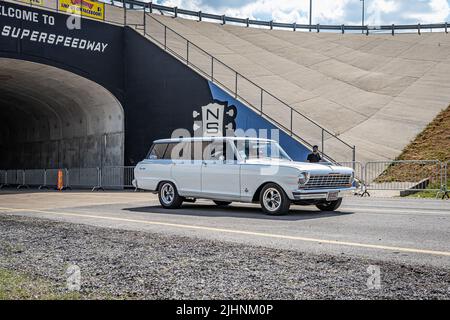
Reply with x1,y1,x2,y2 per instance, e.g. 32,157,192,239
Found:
147,143,168,159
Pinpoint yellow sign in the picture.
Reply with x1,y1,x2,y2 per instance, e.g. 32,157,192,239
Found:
58,0,105,21
20,0,44,5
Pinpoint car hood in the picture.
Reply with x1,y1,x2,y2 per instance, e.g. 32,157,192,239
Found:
244,159,353,175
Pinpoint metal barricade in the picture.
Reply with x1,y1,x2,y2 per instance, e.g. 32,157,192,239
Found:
336,161,368,196
365,160,442,196
438,161,449,199
6,170,19,186
0,170,6,189
100,166,136,190
23,169,46,188
66,168,102,191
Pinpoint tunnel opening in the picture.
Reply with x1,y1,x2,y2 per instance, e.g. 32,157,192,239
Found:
0,58,124,169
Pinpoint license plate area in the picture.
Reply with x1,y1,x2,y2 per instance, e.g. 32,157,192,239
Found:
327,191,339,201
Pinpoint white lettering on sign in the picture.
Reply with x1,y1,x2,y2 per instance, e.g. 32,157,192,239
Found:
0,4,109,53
1,25,109,53
0,4,39,23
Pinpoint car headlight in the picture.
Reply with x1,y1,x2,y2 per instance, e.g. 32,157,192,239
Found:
298,172,310,187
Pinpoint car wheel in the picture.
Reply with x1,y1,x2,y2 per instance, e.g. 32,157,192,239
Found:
158,182,183,209
213,200,232,207
260,183,290,215
316,198,343,212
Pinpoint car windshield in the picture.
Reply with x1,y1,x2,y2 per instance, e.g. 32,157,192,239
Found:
235,140,292,161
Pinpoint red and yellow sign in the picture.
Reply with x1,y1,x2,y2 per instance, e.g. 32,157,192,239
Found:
19,0,44,6
58,0,105,21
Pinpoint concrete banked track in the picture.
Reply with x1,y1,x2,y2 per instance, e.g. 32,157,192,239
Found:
146,14,450,163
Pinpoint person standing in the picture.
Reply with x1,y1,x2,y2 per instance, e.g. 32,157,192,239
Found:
307,145,322,163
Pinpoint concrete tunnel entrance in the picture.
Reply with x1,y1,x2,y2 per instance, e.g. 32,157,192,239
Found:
0,58,124,169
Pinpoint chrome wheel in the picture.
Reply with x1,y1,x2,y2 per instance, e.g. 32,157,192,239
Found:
160,183,175,205
262,187,282,212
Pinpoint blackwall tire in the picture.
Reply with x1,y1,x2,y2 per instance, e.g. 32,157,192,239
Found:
158,182,183,209
316,198,343,212
259,183,290,215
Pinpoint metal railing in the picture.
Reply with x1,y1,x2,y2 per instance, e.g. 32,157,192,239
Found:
364,160,442,195
112,0,450,35
140,11,355,163
101,166,135,189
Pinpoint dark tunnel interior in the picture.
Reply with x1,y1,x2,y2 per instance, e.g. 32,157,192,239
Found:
0,58,125,169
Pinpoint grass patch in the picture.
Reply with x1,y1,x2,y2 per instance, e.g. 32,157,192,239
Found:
373,106,449,195
0,268,83,300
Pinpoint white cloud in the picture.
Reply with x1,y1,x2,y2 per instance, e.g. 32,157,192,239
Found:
154,0,450,25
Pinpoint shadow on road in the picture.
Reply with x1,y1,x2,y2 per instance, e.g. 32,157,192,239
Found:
123,203,354,221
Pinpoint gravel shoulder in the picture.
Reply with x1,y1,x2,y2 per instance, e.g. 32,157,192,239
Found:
0,214,449,300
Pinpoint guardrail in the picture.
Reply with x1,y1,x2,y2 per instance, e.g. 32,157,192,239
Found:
113,0,450,35
1,162,448,199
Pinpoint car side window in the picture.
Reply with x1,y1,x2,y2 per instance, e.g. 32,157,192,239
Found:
148,143,168,159
202,141,224,161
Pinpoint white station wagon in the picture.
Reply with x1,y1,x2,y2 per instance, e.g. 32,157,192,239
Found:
133,137,355,215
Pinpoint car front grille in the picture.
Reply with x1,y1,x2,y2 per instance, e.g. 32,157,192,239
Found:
304,174,352,189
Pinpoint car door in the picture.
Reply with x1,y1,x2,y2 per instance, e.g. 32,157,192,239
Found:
171,141,202,197
201,140,240,200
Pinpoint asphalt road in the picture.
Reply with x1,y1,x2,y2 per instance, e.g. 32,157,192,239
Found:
0,190,449,268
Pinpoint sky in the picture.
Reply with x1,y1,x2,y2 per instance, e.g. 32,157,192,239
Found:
153,0,450,26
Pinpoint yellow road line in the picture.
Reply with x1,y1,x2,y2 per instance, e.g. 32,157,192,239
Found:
1,207,450,257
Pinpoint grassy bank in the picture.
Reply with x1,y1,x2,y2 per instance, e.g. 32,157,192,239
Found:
374,106,449,197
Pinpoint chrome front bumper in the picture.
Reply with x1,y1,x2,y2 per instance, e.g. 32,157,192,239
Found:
292,187,355,200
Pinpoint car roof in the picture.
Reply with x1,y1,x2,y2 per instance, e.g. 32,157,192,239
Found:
153,137,276,143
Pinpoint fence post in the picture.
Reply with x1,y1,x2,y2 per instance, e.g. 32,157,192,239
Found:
198,11,202,22
186,41,189,64
418,23,421,35
341,24,344,34
293,22,296,32
164,25,167,50
174,6,178,18
246,18,249,27
316,24,320,33
321,129,324,155
260,88,263,114
445,22,448,34
149,1,152,14
352,146,356,163
392,24,395,36
290,108,293,134
211,56,214,81
123,0,127,25
235,72,238,98
143,3,148,35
